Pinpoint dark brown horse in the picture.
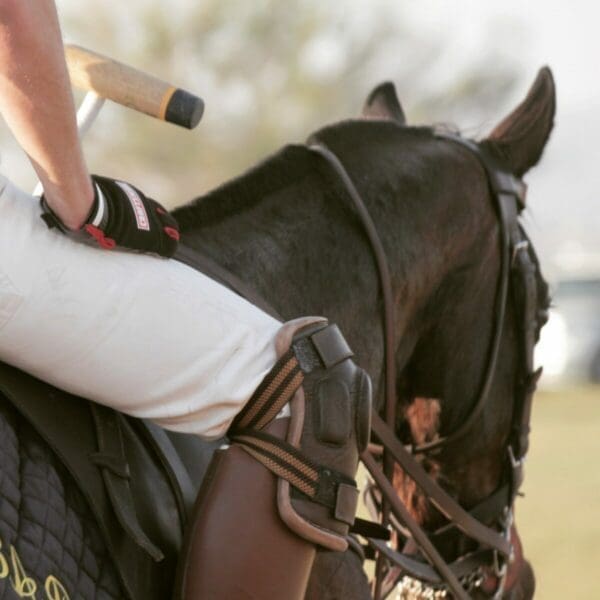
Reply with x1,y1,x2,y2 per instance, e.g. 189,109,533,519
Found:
0,68,554,599
175,67,554,599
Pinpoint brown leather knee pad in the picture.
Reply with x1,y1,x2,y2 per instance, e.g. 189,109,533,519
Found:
231,318,372,551
278,321,372,550
174,418,316,600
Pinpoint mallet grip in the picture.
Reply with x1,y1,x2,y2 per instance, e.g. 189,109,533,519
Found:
65,44,204,129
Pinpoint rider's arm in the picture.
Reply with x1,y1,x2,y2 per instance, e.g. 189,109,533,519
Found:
0,0,180,257
0,0,94,230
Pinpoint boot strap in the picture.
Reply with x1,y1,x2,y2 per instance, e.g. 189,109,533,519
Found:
231,428,358,525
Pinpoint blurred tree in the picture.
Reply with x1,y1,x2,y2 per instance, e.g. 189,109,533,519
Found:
0,0,524,207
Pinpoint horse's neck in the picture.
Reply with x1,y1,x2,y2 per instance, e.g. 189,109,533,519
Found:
177,147,386,385
175,124,467,404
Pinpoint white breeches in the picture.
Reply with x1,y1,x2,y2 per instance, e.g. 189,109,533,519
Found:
0,175,282,439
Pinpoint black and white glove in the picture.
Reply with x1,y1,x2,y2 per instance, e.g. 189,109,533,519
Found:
41,175,180,258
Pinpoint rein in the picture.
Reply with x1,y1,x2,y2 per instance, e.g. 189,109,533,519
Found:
175,134,544,600
309,138,542,600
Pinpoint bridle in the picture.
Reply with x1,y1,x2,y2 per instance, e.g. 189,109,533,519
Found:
174,130,547,600
309,134,546,600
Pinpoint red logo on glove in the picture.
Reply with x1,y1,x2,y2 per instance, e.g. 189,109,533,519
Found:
85,225,117,249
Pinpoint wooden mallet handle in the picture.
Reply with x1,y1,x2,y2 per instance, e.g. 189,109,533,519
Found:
64,44,204,129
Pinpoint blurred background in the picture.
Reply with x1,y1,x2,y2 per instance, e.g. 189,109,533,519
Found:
1,0,598,597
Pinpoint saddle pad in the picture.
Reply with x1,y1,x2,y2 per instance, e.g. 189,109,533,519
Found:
0,399,124,599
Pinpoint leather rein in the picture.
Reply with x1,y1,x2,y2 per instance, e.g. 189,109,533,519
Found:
174,133,545,600
310,136,543,600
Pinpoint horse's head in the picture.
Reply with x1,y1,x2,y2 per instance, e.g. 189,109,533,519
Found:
176,65,555,599
351,68,554,598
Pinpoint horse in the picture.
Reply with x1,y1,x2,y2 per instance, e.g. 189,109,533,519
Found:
0,66,554,600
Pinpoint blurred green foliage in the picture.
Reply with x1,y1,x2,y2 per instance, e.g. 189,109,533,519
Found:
51,1,522,207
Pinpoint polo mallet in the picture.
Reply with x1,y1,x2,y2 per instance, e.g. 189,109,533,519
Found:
34,43,204,194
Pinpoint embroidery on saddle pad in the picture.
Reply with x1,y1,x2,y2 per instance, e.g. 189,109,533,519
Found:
0,535,69,599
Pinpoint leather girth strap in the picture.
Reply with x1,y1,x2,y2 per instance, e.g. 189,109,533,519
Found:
90,404,164,561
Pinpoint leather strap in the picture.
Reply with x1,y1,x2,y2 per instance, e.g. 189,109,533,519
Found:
411,137,521,454
0,363,162,599
368,539,493,586
369,413,511,557
90,404,164,561
136,420,197,520
510,226,542,461
361,451,470,600
351,517,391,540
308,143,398,461
308,142,400,598
429,484,511,546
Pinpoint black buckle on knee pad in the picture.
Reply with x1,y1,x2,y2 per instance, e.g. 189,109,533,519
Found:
292,324,354,373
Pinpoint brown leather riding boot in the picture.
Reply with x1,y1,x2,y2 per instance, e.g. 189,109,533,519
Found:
174,418,316,600
174,317,371,600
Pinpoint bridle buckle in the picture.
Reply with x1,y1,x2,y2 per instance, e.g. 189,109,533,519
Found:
511,240,529,267
508,445,525,471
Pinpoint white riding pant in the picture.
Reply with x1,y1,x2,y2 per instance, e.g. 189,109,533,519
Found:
0,174,282,439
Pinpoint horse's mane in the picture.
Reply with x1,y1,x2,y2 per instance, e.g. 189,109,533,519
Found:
173,119,434,232
173,144,315,231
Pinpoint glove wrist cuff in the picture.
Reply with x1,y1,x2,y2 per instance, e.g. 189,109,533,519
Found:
40,178,102,233
87,180,109,230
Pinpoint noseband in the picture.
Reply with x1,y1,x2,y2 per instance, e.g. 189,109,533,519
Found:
309,135,544,600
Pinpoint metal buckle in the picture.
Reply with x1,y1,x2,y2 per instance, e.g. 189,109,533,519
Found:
508,445,525,470
491,509,515,600
511,240,529,267
491,557,508,600
396,576,448,600
395,567,486,600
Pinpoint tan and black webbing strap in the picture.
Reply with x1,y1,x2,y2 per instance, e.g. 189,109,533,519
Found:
231,428,356,510
230,348,303,432
228,344,357,512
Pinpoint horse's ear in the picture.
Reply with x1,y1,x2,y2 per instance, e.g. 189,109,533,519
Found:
362,81,406,124
482,67,556,177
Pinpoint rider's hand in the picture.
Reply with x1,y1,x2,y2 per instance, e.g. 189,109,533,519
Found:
41,175,180,258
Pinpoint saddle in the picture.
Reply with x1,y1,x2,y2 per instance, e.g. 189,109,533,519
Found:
0,243,244,600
